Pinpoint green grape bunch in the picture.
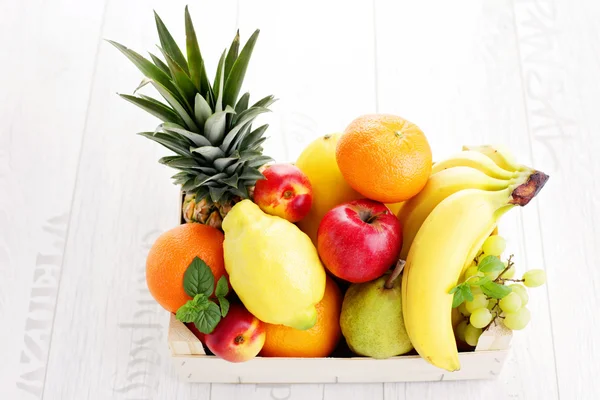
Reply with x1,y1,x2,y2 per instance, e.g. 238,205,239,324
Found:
450,234,548,347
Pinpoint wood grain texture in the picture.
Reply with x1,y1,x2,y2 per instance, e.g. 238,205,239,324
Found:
0,0,107,398
41,1,237,399
169,315,511,384
1,0,598,399
513,0,600,398
375,1,559,399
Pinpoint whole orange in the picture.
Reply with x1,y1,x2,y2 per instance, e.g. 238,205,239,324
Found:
336,114,432,203
146,223,226,313
260,276,342,358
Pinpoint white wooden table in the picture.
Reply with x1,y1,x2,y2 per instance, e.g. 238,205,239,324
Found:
1,0,599,399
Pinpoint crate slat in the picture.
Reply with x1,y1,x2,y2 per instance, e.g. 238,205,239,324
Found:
168,314,512,383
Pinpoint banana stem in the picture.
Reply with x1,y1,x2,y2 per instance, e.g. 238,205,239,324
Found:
384,259,406,289
509,170,549,206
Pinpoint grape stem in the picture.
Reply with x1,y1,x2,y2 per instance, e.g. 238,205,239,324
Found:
494,254,515,283
483,302,502,331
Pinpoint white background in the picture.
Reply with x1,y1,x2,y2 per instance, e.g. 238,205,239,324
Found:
1,0,599,399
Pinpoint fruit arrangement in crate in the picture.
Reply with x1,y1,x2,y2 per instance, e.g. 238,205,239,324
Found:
110,8,549,383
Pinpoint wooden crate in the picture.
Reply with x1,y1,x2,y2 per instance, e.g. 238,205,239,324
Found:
172,196,512,383
168,314,512,383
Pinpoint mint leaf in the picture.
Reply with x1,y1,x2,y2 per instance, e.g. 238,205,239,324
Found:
175,293,208,322
478,255,504,273
450,283,473,307
194,300,222,334
452,289,464,308
218,296,230,317
471,276,491,286
215,275,229,298
481,281,512,299
183,257,214,297
461,285,474,302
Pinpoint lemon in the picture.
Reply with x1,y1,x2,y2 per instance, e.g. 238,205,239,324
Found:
222,200,326,330
296,134,363,244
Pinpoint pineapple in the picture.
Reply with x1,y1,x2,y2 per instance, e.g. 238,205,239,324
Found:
109,7,274,229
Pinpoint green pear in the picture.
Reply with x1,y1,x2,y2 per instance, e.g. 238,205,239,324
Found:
340,262,412,359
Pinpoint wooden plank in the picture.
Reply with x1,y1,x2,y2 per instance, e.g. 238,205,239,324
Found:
374,1,558,399
172,351,509,384
513,0,600,398
235,1,378,398
169,315,510,384
40,1,235,399
0,0,107,398
237,0,378,163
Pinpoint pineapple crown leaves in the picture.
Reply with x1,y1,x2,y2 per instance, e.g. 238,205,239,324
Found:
108,6,276,204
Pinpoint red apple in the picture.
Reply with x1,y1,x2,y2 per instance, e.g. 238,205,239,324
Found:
253,163,313,222
317,199,402,283
204,304,266,363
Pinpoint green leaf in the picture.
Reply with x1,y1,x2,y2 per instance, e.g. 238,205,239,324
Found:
215,276,229,298
235,92,250,115
221,174,239,188
214,157,239,172
251,94,276,109
470,276,491,286
224,30,240,81
481,281,512,299
176,293,207,322
450,283,473,308
209,186,227,202
239,167,264,181
213,50,227,112
196,166,218,175
138,132,191,156
223,30,260,107
154,11,189,75
161,123,211,147
194,300,222,334
478,255,505,273
228,125,253,151
218,296,230,318
204,106,235,145
461,285,474,302
451,288,464,308
157,46,197,109
107,40,180,99
185,6,209,93
240,124,269,149
183,257,215,297
148,52,171,77
247,155,274,168
221,107,271,152
164,157,201,169
194,94,212,127
192,146,226,162
151,80,199,132
119,94,182,124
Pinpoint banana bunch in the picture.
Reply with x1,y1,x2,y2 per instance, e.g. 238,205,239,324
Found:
400,145,548,371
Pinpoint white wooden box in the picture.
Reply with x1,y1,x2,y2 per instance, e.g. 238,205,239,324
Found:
172,196,512,383
168,314,512,383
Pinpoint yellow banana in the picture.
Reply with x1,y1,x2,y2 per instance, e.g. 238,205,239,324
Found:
402,189,514,371
402,172,548,371
462,144,523,172
431,151,520,180
398,166,515,260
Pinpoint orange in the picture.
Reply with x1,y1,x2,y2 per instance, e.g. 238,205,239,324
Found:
146,223,226,313
260,276,342,358
336,114,432,203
